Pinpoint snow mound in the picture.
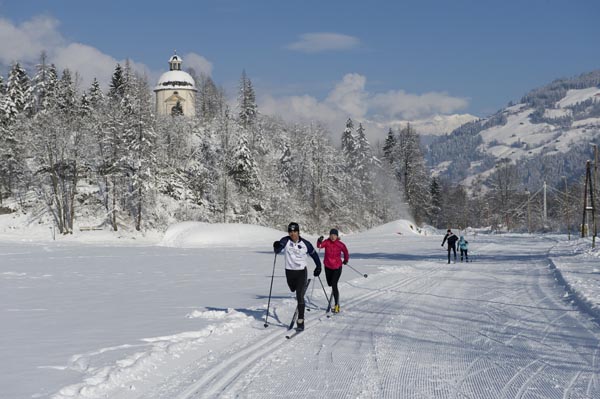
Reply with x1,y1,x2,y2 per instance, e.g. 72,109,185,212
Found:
358,219,426,238
186,309,232,319
160,222,283,248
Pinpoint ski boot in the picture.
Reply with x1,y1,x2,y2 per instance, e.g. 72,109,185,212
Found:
333,304,340,313
296,318,304,331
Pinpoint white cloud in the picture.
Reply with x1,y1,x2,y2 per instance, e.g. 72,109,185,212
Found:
259,73,471,144
325,73,368,118
0,16,65,64
371,90,469,120
52,43,119,87
286,32,360,53
261,94,341,126
182,52,213,77
0,16,211,91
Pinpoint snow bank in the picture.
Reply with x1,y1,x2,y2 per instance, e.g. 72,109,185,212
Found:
358,219,428,238
52,309,254,399
549,238,600,321
160,222,283,248
0,212,162,244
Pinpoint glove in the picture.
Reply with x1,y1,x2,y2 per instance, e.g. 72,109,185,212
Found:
273,241,283,253
313,267,321,277
318,236,324,242
343,260,348,265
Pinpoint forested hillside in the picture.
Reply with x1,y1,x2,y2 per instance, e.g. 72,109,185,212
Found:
427,70,600,191
0,55,431,234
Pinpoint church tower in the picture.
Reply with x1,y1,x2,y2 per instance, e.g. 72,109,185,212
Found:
154,53,197,117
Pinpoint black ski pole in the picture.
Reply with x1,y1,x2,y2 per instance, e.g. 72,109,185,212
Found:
263,253,278,328
317,275,331,308
325,288,334,313
347,263,368,278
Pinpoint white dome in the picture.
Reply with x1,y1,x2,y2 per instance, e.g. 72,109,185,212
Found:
154,70,196,91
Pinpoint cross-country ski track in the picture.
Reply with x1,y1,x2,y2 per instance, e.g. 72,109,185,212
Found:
159,236,599,398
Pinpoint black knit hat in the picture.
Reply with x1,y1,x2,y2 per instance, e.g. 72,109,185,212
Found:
288,222,300,232
329,228,339,236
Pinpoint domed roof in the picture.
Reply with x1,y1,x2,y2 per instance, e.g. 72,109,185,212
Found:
154,70,197,92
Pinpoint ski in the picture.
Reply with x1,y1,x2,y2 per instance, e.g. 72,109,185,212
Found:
288,278,311,330
285,328,304,339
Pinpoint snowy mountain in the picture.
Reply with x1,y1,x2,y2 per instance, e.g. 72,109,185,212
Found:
427,70,600,188
384,113,479,146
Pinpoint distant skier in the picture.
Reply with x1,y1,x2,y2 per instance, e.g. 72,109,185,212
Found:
458,235,469,262
317,228,349,313
273,222,322,331
441,229,458,264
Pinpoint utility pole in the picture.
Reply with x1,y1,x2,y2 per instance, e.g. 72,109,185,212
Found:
563,176,570,240
543,181,547,229
526,190,531,234
582,160,596,247
582,162,589,238
592,144,598,246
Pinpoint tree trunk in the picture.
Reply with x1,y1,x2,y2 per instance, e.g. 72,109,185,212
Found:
112,176,118,231
136,184,142,231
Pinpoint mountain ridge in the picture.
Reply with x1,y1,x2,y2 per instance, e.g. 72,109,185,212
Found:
426,69,600,189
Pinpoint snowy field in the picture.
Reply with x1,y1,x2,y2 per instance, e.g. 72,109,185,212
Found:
2,220,600,398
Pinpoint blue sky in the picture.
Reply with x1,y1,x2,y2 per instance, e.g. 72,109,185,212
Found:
1,0,599,140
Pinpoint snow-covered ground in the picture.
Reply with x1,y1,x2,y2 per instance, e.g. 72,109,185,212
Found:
2,220,600,398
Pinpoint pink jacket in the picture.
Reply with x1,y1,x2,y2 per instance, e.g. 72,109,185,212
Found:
317,238,349,270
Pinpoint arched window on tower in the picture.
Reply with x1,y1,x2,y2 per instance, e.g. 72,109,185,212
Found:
171,100,184,116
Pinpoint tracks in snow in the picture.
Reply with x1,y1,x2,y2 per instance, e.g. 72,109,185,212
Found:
173,265,442,398
173,239,600,398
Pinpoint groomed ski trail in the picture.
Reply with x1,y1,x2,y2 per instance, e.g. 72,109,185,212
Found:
174,235,600,398
169,266,438,399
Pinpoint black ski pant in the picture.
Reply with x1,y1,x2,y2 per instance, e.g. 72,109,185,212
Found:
447,243,457,263
325,267,342,306
460,249,468,261
285,268,307,320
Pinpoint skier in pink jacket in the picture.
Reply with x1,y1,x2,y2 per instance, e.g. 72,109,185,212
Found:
317,229,349,313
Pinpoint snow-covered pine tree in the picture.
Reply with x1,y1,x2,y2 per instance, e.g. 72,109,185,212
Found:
383,127,396,164
355,123,376,181
84,77,107,203
306,123,346,230
230,129,260,193
279,142,293,184
215,107,234,223
394,123,431,224
196,73,224,122
238,70,257,129
100,63,131,230
341,118,356,157
121,73,157,231
88,78,104,110
79,92,91,117
0,75,7,122
0,120,22,200
30,52,54,114
56,69,77,114
0,64,31,201
338,118,369,227
108,64,127,101
6,62,31,117
428,177,442,226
